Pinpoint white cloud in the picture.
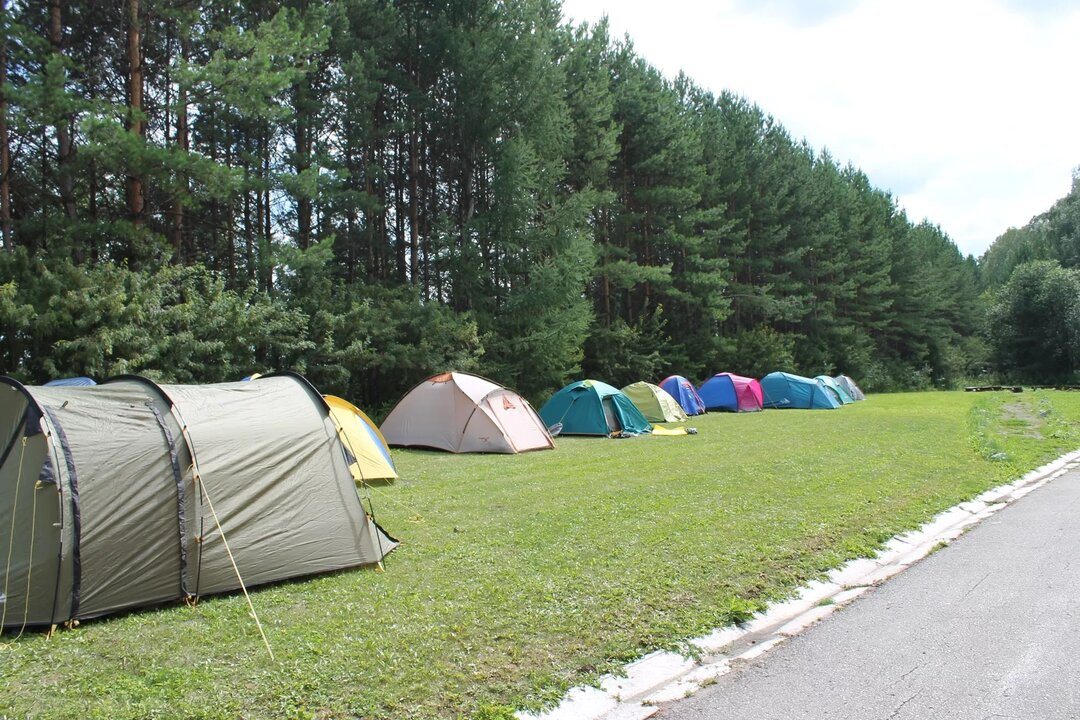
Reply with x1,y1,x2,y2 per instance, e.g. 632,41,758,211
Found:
561,0,1080,256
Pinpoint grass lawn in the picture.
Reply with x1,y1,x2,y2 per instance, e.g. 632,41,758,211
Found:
3,390,1080,719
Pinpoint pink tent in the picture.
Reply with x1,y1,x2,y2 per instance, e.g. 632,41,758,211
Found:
698,372,764,412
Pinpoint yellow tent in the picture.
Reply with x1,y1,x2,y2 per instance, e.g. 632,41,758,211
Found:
325,395,398,483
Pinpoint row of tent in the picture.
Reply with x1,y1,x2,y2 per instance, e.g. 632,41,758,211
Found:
378,370,865,448
527,372,864,437
32,370,866,460
2,368,863,629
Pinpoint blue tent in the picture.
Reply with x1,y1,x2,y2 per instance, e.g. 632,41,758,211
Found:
698,373,763,412
760,372,841,410
659,375,706,416
43,376,97,387
539,380,652,436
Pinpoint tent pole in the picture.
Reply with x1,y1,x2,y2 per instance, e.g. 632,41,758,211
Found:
193,515,204,599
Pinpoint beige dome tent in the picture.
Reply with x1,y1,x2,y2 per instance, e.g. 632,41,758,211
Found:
0,373,395,631
380,372,554,453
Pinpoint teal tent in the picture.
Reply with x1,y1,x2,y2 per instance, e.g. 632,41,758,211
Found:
539,380,653,436
815,375,854,404
760,372,841,410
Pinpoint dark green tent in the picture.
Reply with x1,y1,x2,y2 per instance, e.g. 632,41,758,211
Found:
539,380,652,436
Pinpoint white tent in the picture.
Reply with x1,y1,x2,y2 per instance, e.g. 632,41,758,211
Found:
380,372,554,453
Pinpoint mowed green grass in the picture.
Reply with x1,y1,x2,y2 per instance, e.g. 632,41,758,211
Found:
3,391,1079,719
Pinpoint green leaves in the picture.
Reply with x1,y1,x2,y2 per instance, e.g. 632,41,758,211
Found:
0,0,994,400
184,7,327,123
987,260,1080,382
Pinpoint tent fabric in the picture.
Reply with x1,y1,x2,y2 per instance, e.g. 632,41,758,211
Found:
835,375,866,401
380,372,553,454
698,373,764,412
650,424,689,436
621,382,688,423
0,374,396,630
815,375,855,404
43,377,96,387
325,395,398,483
539,380,653,436
759,372,841,410
658,376,707,416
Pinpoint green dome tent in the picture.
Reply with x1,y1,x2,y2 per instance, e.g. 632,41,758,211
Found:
539,380,652,436
815,375,855,404
620,382,688,423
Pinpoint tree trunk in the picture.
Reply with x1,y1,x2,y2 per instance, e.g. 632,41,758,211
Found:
346,206,356,284
262,132,273,294
600,209,611,324
642,178,651,319
373,96,388,280
126,0,144,230
394,129,406,282
171,33,189,263
255,147,264,280
209,138,219,272
0,0,11,250
244,182,254,280
408,126,419,286
344,110,358,284
49,0,77,224
293,78,312,250
407,21,420,287
421,125,432,301
455,147,476,311
224,142,235,280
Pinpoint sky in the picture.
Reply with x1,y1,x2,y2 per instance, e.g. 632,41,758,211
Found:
559,0,1080,257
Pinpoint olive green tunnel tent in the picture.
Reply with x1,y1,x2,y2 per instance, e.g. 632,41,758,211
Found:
0,373,396,631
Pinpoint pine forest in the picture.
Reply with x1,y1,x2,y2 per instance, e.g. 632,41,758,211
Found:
1,0,1073,411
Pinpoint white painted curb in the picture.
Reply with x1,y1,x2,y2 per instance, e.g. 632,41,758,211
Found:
517,449,1080,720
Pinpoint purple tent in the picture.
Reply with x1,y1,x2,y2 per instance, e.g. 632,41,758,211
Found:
659,375,706,416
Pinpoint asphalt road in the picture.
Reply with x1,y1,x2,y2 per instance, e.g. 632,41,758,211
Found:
661,470,1080,720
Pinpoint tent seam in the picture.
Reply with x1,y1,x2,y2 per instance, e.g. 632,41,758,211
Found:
42,407,81,621
145,400,189,598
